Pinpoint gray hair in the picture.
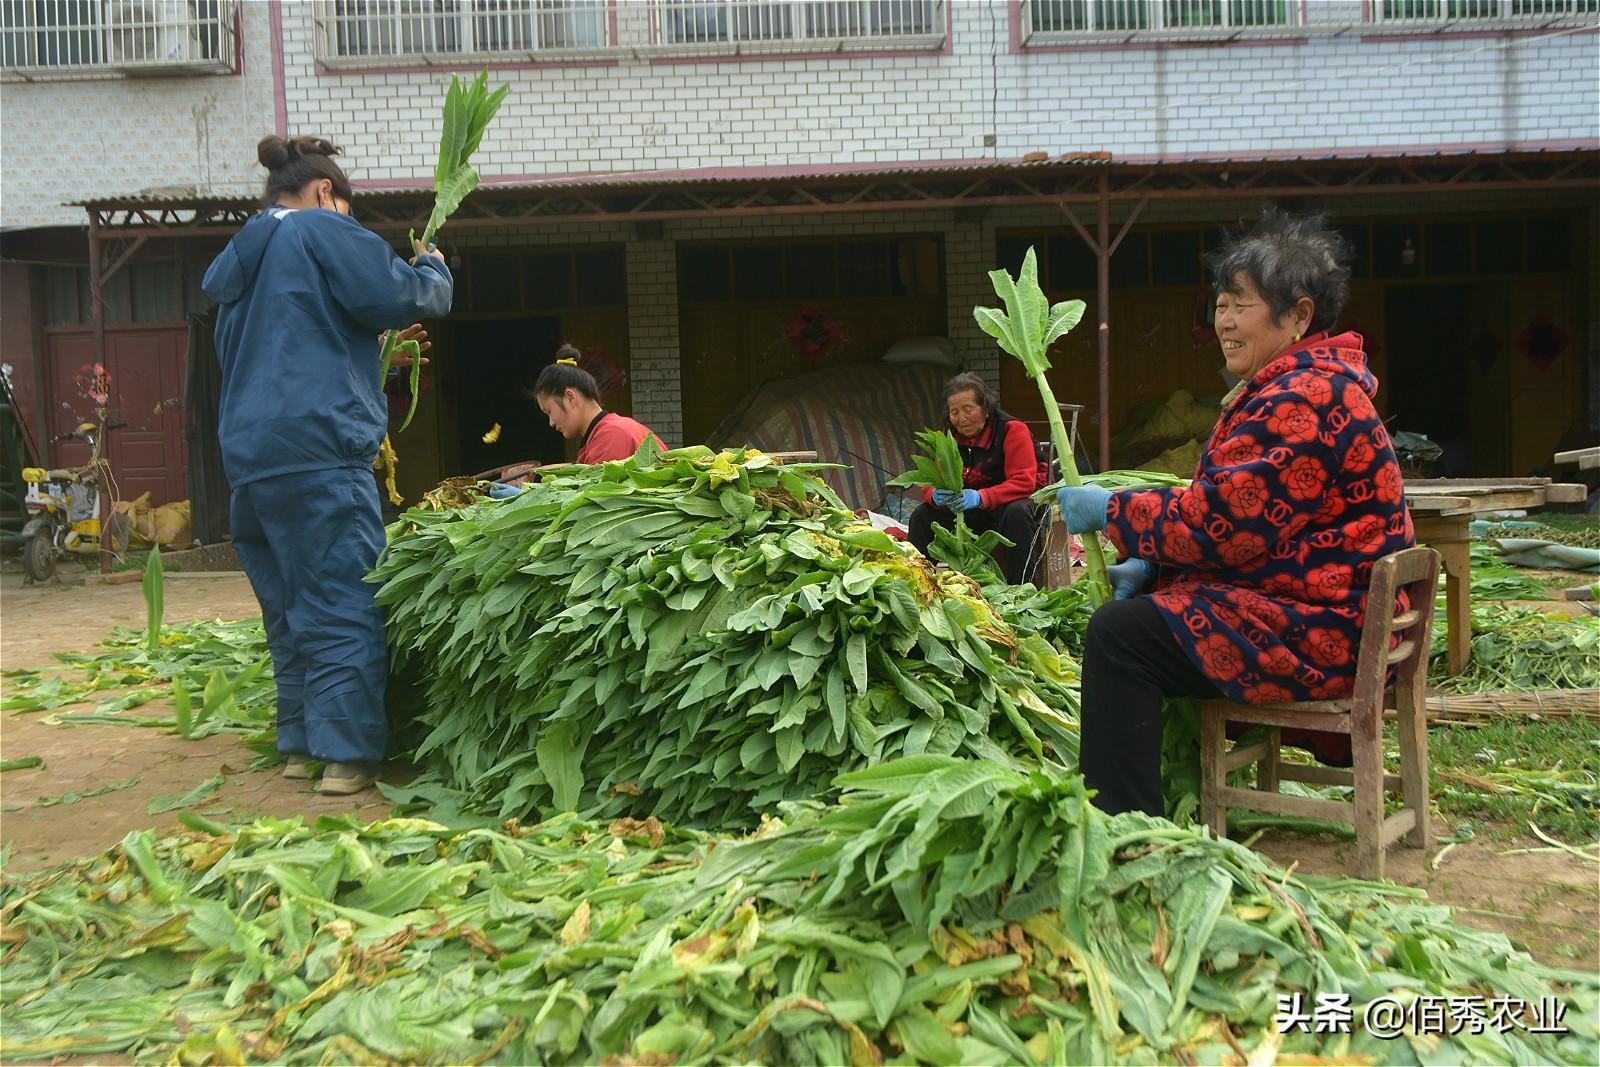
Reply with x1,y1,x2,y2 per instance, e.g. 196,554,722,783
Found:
942,372,998,416
1208,207,1351,335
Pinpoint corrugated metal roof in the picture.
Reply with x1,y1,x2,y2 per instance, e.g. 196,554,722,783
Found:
73,146,1592,209
71,145,1598,210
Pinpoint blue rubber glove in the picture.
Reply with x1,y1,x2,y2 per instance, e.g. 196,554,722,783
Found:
487,482,521,500
1107,557,1155,600
1056,484,1111,533
932,488,983,512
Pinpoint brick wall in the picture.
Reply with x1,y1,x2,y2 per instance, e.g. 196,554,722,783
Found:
0,2,276,229
1590,205,1600,433
625,238,683,445
5,3,1593,228
274,2,1595,187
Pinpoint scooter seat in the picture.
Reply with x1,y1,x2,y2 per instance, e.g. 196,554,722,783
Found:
45,469,79,481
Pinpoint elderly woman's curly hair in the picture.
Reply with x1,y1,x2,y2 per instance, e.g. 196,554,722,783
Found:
1208,207,1352,335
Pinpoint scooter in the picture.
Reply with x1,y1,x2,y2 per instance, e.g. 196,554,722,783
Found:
19,412,125,582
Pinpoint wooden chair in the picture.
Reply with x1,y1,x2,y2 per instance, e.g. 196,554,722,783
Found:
1198,546,1441,879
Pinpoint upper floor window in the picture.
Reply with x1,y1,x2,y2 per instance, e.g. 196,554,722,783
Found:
315,0,612,65
1370,0,1599,26
653,0,944,50
2,0,240,77
1021,0,1304,41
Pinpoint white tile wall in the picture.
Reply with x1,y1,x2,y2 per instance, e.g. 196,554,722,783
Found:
12,1,1591,230
3,0,1593,431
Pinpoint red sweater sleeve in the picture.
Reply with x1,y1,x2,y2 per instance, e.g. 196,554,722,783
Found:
977,421,1039,508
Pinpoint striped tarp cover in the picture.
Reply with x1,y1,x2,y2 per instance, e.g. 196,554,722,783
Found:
711,361,949,512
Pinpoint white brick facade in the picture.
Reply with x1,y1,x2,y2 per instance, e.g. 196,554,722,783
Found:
3,1,1595,230
0,1,276,229
2,1,1593,456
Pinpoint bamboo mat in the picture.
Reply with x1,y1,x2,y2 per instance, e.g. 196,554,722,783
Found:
1425,689,1600,721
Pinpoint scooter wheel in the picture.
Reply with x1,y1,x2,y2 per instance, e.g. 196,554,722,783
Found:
21,533,56,583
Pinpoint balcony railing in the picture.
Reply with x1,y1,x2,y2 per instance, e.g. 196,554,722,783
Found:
651,1,945,53
1020,0,1305,42
1370,0,1599,25
2,0,239,77
314,0,613,65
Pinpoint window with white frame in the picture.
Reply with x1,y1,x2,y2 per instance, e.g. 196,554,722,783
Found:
315,0,612,63
2,0,239,76
653,0,945,51
1370,0,1598,24
1021,0,1304,40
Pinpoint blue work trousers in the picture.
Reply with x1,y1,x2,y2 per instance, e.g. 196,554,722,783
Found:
230,467,388,763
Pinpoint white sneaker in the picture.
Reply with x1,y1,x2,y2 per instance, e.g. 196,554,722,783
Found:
319,762,376,795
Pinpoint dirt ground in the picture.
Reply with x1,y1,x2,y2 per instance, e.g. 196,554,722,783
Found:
1,560,1595,971
0,562,389,871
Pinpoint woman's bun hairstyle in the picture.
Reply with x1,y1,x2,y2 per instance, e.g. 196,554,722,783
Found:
258,135,352,206
258,135,342,170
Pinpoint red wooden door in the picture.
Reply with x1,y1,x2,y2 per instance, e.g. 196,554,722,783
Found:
42,332,99,470
108,328,188,505
44,326,189,504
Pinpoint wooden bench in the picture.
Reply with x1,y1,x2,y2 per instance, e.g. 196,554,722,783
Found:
1198,546,1441,880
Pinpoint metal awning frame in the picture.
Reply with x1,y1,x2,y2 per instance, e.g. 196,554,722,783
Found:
78,149,1600,468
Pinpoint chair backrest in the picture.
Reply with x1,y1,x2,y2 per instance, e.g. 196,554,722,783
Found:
1350,546,1441,723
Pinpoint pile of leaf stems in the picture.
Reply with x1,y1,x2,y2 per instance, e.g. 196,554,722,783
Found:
2,759,1594,1066
373,444,1084,826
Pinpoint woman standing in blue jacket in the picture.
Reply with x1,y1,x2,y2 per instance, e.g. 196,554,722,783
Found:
203,135,454,795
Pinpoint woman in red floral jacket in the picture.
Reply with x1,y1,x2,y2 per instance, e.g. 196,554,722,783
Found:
1057,209,1415,817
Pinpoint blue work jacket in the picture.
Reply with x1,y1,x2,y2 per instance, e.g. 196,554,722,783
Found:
203,207,453,487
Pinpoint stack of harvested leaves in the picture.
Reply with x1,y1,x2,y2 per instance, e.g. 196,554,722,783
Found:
1430,601,1600,692
2,759,1593,1065
373,445,1085,825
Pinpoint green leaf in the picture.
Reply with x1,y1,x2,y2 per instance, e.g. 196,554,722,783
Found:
147,773,225,815
143,546,164,653
536,720,586,812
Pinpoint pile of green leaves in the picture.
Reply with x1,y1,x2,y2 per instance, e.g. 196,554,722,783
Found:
924,520,1094,655
3,760,1593,1065
886,428,964,492
1,618,274,744
1430,601,1600,692
1481,518,1600,551
1468,541,1551,600
373,444,1082,826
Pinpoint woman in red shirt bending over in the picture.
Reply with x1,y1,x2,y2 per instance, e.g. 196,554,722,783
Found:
907,372,1046,584
534,347,663,464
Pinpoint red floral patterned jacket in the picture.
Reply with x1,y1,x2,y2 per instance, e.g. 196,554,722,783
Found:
1105,332,1415,706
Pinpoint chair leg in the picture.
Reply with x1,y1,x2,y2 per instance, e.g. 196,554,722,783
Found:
1352,715,1385,880
1256,728,1281,794
1397,696,1431,849
1200,707,1227,841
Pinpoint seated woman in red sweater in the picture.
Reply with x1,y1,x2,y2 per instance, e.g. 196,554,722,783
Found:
907,372,1046,584
533,348,663,464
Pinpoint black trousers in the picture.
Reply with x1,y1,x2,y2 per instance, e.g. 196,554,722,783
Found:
908,499,1039,584
1080,597,1220,817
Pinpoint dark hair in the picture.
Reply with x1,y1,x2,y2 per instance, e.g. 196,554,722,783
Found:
942,372,998,416
1208,207,1351,335
533,346,600,402
258,135,352,206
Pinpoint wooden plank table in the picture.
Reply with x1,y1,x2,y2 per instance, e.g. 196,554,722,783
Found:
1554,447,1600,472
1404,478,1588,675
